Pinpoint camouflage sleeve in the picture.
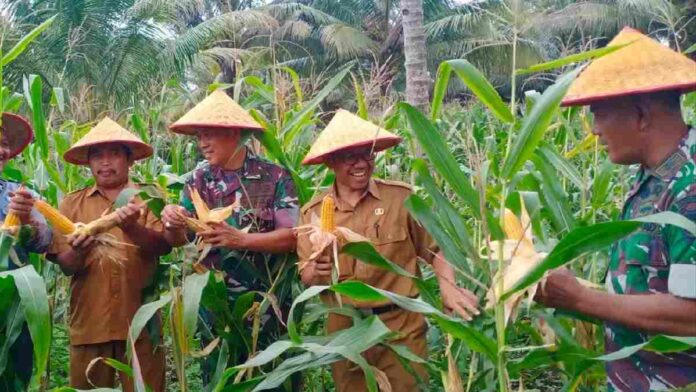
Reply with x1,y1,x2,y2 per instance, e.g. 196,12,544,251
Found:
273,171,299,229
665,193,696,299
180,180,195,215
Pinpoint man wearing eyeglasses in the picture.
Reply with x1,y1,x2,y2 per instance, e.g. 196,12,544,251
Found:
297,110,479,391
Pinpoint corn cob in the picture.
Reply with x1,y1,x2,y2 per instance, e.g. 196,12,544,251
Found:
2,212,20,229
320,195,335,232
35,200,76,234
502,208,524,241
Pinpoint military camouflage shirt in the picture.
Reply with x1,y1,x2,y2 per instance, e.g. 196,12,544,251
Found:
181,150,299,295
605,128,696,392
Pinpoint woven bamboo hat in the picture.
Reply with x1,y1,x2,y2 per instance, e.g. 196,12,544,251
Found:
169,90,264,135
302,109,402,165
562,27,696,107
0,113,34,159
64,117,153,165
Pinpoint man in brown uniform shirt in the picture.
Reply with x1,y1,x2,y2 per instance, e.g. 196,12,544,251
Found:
298,110,479,391
46,118,170,392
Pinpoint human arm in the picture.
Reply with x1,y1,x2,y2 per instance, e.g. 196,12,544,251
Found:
199,223,296,253
408,213,479,320
161,204,191,247
432,252,480,321
535,268,696,336
115,199,171,257
48,233,96,276
8,188,52,253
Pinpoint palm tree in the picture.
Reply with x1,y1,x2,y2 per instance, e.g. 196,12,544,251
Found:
401,0,431,112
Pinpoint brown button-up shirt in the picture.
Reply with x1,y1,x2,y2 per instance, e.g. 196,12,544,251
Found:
48,185,163,345
297,179,439,308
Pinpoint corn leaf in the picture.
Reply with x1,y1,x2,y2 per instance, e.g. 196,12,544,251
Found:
0,265,51,387
1,15,57,66
280,61,354,134
127,294,173,359
536,143,584,190
501,68,580,179
245,315,391,391
501,212,696,301
0,295,24,374
332,281,498,361
432,59,514,123
25,75,49,161
412,158,479,260
182,272,210,342
591,159,614,209
342,242,416,279
515,42,633,75
400,103,481,218
404,195,474,275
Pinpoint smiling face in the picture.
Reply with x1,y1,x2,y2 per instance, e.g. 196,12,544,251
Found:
326,146,376,192
87,144,133,189
195,129,243,167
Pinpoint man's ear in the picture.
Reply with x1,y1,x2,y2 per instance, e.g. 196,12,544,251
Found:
635,99,652,134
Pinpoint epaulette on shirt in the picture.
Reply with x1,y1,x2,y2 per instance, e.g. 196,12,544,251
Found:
373,178,412,191
301,191,329,215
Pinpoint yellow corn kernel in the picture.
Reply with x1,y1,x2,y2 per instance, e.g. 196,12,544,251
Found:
2,212,20,228
34,200,76,234
502,208,524,241
320,195,335,232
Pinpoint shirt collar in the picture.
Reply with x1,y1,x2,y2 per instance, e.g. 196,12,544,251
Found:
87,180,136,199
209,147,259,179
643,128,694,182
330,178,381,211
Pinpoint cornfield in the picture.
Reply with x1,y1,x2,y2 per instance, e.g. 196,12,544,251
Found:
0,3,695,392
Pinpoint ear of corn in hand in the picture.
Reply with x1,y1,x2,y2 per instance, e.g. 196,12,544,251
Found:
34,200,76,234
320,195,335,232
2,212,20,229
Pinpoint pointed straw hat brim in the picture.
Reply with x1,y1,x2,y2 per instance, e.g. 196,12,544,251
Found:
561,27,696,107
302,109,402,165
64,117,153,165
1,113,34,159
169,90,264,135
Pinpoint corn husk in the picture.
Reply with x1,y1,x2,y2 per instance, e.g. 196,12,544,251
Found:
485,198,546,326
179,186,243,272
486,198,604,326
34,200,134,265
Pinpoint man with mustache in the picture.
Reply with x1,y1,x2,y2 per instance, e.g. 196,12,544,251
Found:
160,90,299,381
0,112,52,389
46,117,170,392
534,28,696,391
297,109,479,391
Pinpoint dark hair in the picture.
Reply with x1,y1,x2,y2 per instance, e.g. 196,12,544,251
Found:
87,144,133,159
641,90,682,112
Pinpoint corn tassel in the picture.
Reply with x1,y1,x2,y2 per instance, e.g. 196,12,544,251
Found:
35,200,76,234
320,195,335,232
2,212,20,229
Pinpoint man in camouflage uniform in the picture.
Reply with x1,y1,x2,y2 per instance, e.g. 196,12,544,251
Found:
535,27,696,391
161,90,298,380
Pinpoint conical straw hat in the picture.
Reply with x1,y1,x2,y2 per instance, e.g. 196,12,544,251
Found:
0,113,34,159
562,27,696,107
169,90,264,135
64,117,153,165
302,109,402,165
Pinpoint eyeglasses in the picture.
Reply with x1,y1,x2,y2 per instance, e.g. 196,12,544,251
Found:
333,151,376,165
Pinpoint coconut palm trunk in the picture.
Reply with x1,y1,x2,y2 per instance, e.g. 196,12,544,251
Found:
401,0,430,112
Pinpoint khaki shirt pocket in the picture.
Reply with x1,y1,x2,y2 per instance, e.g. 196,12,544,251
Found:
355,227,410,282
